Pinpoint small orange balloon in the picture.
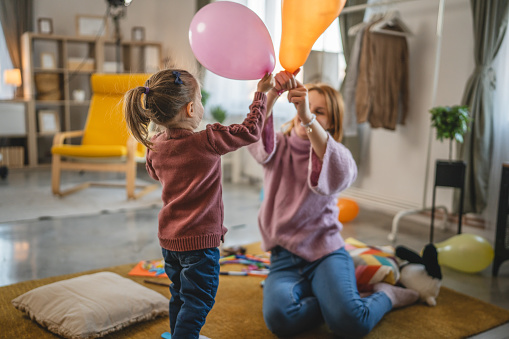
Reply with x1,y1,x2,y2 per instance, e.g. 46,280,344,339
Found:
337,198,359,223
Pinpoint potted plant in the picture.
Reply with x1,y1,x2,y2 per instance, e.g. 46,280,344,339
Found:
201,89,210,107
428,105,472,240
211,105,227,124
429,105,471,161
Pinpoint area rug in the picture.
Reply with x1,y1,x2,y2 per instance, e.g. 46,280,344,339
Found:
2,243,509,339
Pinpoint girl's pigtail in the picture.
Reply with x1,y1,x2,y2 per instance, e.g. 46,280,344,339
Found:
124,86,153,150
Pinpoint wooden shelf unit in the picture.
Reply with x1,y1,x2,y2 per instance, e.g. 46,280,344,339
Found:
21,32,162,166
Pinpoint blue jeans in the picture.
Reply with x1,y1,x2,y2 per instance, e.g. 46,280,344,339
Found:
162,247,220,339
263,247,392,338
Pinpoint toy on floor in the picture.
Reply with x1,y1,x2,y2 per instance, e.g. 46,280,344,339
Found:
128,259,167,278
337,198,359,223
345,237,400,292
435,233,494,273
395,243,442,306
219,253,270,277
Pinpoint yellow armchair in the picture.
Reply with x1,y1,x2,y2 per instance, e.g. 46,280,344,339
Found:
51,73,158,199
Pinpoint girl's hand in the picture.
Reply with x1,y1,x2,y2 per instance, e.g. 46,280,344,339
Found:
270,68,301,96
275,70,299,92
257,73,276,93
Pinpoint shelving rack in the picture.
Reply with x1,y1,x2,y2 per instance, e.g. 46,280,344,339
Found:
20,32,162,166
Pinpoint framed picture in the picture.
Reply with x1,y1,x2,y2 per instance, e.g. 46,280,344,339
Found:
76,15,108,37
38,18,53,34
40,53,56,69
131,26,145,41
38,110,60,134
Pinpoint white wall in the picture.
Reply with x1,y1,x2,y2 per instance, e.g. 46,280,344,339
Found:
341,0,474,214
33,0,478,228
241,0,475,217
33,0,197,70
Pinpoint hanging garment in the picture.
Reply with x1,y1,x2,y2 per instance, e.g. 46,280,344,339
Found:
355,19,382,124
356,18,409,130
369,24,409,130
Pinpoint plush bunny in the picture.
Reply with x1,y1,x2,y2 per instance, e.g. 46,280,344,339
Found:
395,243,442,306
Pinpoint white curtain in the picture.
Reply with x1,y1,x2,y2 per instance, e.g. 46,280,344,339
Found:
483,31,509,233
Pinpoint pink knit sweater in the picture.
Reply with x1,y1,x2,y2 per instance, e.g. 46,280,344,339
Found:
248,115,358,262
146,92,267,251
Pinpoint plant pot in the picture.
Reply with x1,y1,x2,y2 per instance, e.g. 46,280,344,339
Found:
430,160,466,242
435,160,466,188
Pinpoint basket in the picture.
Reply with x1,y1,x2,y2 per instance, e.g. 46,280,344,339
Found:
0,147,25,168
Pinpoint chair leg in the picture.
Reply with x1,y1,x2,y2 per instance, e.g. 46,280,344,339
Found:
51,154,62,196
126,162,136,200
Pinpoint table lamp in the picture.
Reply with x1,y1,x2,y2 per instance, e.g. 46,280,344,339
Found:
4,68,22,98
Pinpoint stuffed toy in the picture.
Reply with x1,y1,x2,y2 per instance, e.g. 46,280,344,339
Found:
395,243,442,306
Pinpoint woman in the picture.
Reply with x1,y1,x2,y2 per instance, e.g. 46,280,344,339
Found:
248,70,418,338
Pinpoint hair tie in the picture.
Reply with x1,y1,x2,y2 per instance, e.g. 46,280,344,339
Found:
172,71,183,85
144,87,149,95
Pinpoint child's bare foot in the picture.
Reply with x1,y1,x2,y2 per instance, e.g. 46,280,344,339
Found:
373,282,419,309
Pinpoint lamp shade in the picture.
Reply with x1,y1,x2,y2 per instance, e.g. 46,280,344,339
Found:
4,69,22,87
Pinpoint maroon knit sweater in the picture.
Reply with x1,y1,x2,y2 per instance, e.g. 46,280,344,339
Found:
146,92,267,251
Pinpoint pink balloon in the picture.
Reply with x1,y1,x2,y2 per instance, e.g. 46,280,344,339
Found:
189,1,275,80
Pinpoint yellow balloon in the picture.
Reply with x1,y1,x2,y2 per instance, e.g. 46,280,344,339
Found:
435,234,494,273
279,0,347,73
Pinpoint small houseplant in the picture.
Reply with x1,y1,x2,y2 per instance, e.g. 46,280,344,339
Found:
429,105,471,161
428,105,472,240
211,105,227,124
201,89,210,107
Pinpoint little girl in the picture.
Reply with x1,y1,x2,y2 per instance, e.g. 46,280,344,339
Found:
124,69,274,339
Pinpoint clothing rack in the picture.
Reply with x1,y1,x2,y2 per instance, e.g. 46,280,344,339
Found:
340,0,425,15
338,0,447,242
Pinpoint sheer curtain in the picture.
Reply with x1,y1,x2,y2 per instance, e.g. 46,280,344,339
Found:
458,0,508,214
0,0,33,99
484,31,509,232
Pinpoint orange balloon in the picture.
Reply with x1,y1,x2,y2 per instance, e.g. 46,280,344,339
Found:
279,0,347,73
337,198,359,223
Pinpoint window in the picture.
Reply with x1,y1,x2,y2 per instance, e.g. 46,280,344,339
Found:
311,17,346,86
0,20,15,99
203,0,345,126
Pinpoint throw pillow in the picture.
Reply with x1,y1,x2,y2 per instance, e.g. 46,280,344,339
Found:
345,237,400,291
12,271,168,339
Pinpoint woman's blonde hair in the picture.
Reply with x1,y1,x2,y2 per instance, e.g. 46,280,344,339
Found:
282,83,344,142
123,69,199,149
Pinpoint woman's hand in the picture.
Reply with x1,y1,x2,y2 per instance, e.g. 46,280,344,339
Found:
257,73,276,93
288,79,313,124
